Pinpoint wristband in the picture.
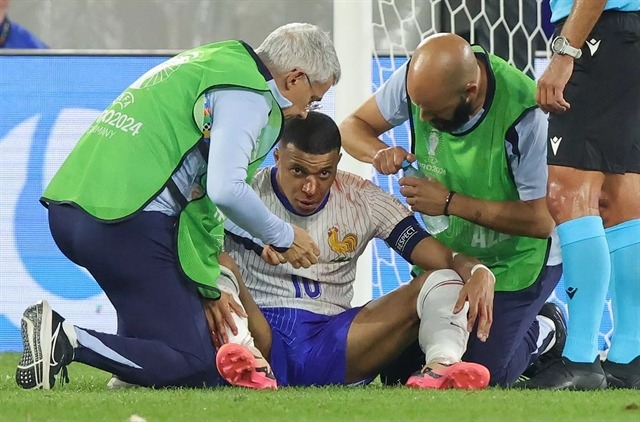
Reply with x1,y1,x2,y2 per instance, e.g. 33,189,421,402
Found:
443,191,456,216
272,245,290,253
471,264,496,284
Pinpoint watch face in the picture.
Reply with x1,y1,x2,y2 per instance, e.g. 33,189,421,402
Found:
552,37,566,53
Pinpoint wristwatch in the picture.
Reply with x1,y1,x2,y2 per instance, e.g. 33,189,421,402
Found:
551,36,582,59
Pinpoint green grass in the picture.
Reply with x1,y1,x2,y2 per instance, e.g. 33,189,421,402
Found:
1,353,638,421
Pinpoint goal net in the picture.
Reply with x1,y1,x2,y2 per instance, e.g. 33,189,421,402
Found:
368,0,613,352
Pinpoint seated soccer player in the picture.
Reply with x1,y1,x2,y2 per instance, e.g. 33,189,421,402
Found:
219,112,541,388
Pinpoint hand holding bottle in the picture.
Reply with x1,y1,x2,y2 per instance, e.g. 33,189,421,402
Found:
399,160,450,234
372,147,416,175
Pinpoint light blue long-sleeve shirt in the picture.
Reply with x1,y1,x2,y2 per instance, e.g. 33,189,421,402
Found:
144,81,294,250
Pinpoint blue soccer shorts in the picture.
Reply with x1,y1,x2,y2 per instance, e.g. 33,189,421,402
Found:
261,306,374,386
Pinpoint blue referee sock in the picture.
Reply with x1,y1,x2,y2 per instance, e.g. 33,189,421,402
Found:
605,219,640,364
558,216,610,363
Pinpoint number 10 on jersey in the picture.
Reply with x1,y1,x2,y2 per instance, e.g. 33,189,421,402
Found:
291,275,321,299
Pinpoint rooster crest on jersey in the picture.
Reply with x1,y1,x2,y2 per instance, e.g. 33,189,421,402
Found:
327,226,357,262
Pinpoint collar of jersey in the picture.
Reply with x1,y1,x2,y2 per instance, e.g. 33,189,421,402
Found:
270,167,330,217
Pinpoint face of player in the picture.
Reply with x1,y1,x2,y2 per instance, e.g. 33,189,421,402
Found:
274,143,341,215
280,70,333,120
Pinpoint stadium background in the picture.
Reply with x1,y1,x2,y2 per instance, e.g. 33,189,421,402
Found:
0,0,613,352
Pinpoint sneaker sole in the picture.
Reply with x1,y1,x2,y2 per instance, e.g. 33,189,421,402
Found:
516,378,608,391
405,375,445,389
215,344,277,390
606,375,640,390
17,300,53,390
405,362,490,390
443,363,490,390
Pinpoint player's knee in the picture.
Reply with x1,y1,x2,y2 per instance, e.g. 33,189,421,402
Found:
599,201,615,227
599,180,640,226
411,269,459,289
545,184,567,222
547,176,605,222
414,269,462,317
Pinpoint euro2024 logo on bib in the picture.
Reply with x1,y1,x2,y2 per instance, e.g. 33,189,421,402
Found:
419,129,446,177
427,129,440,157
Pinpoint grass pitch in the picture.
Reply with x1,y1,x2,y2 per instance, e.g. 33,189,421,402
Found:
1,353,638,421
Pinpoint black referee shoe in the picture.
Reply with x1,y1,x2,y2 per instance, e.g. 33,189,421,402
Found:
513,357,607,390
603,356,640,389
15,300,74,389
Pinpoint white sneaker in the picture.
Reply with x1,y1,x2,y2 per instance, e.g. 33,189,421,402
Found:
107,376,137,390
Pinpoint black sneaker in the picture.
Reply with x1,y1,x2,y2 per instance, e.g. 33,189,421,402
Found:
538,302,567,360
513,357,607,390
16,300,74,389
603,356,640,389
521,302,568,380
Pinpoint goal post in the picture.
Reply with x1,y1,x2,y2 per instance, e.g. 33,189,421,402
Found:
333,0,374,307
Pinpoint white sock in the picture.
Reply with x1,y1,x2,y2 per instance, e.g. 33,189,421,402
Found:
217,266,255,349
62,322,79,349
416,269,469,365
536,315,556,355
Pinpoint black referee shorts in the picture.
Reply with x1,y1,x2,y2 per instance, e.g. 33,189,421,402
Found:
547,11,640,174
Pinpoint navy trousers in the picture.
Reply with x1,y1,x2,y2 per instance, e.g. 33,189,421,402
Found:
380,264,562,387
48,203,220,388
463,264,562,385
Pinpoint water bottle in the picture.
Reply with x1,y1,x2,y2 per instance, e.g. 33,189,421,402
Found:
400,160,450,235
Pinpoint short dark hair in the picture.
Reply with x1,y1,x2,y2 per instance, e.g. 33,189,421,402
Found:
279,111,341,154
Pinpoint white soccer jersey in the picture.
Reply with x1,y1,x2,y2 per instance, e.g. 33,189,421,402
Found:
225,167,412,315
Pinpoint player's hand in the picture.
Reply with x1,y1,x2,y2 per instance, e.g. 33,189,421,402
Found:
201,292,247,345
453,268,495,342
399,175,449,216
372,146,416,175
281,224,320,269
536,54,574,114
261,245,286,266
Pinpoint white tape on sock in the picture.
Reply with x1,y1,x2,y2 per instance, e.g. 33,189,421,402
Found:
416,269,469,363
